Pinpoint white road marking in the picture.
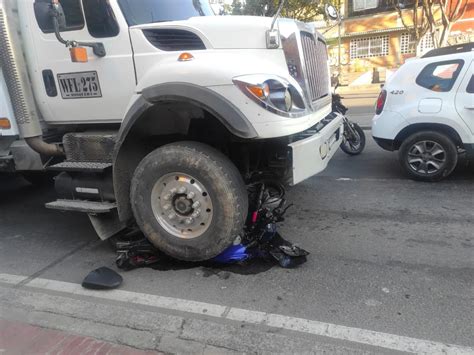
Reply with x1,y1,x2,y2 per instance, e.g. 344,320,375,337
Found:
1,273,472,354
0,274,27,284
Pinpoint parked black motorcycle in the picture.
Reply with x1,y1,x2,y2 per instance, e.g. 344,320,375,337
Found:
332,93,366,155
323,4,366,156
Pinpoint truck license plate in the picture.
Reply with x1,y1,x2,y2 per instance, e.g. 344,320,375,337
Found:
57,71,102,99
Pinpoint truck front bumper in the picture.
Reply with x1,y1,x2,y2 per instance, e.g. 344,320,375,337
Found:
289,113,344,185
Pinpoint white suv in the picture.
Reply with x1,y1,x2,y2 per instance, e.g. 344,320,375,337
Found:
372,43,473,181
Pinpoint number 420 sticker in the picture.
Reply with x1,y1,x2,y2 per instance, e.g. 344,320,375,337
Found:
57,71,102,99
390,90,404,95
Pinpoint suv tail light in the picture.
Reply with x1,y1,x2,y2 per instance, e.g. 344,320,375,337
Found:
375,90,387,115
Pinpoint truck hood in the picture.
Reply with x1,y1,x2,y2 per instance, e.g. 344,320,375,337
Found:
133,16,278,50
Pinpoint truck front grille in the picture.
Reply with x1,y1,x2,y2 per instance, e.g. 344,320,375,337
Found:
300,32,329,102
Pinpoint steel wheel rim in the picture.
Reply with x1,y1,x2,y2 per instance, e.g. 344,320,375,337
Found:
407,140,446,174
151,173,213,239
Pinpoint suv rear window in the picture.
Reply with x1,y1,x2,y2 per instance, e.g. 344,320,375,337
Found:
416,60,464,92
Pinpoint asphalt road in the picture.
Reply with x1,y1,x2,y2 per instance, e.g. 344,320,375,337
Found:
340,92,378,128
1,127,473,353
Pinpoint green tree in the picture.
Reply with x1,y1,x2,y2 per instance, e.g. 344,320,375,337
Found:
230,0,327,22
221,4,233,15
282,0,328,22
243,0,276,16
231,0,244,15
392,0,469,49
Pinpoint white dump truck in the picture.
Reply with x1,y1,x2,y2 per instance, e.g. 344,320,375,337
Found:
0,0,343,261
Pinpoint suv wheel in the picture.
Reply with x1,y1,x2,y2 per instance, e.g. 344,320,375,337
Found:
399,131,458,182
130,141,248,261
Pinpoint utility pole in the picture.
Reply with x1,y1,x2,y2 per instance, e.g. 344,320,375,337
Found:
337,0,342,82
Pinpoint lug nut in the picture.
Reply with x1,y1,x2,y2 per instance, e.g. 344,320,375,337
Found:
185,218,194,225
170,188,177,194
163,204,171,211
178,186,187,194
192,201,201,209
168,213,177,220
163,193,172,201
187,192,196,199
192,209,201,218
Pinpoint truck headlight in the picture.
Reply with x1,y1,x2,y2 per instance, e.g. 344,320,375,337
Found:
233,75,306,117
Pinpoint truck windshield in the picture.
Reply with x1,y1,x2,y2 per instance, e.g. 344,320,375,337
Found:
118,0,214,26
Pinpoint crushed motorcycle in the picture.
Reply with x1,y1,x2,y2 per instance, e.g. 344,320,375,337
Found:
113,179,309,271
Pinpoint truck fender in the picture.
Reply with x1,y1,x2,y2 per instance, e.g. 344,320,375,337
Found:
113,82,257,223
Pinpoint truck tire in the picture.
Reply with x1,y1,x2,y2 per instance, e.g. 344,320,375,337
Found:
398,131,458,182
130,141,248,261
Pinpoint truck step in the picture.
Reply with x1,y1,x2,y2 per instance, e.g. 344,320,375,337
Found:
48,161,112,173
45,199,117,214
63,132,116,163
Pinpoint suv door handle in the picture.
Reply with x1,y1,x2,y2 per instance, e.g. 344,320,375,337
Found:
465,105,474,110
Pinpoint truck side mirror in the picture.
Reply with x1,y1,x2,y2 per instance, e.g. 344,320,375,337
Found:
47,0,106,60
33,1,66,32
53,3,67,30
325,4,340,22
50,0,68,32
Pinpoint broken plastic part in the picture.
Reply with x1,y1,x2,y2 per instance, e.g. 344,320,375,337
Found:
82,267,123,290
212,244,252,264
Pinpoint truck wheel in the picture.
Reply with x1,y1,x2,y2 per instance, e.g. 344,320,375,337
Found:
130,141,248,261
398,131,458,182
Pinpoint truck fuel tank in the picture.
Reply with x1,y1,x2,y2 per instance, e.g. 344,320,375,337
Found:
55,171,115,202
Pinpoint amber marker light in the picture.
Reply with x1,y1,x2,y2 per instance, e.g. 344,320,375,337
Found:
0,117,11,129
178,52,194,62
247,83,270,100
70,47,88,63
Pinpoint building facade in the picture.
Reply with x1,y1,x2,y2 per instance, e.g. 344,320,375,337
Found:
324,0,473,86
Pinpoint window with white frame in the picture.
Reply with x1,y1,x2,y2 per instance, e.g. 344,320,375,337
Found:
418,33,435,55
353,0,379,11
350,36,389,59
400,33,416,54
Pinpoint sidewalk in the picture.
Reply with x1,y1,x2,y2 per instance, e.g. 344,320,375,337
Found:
0,319,161,355
334,83,382,96
0,284,381,355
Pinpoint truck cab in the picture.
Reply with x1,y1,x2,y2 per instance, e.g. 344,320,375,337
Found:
0,0,343,261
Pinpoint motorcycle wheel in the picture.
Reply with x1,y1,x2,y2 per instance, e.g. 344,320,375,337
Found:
340,122,366,156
